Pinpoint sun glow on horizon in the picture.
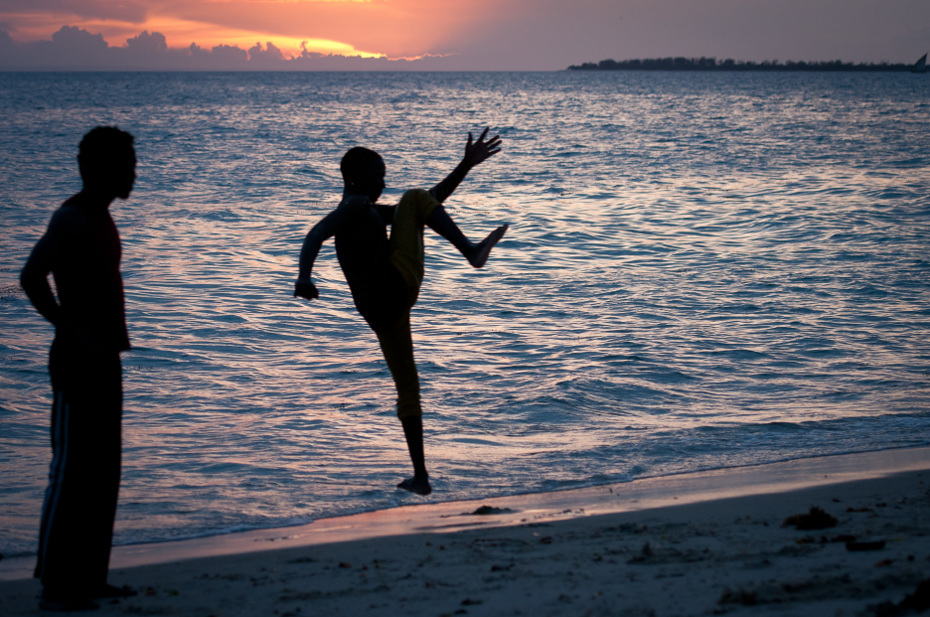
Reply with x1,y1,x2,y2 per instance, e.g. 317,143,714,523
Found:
0,0,500,64
17,17,381,59
153,20,384,58
0,11,388,60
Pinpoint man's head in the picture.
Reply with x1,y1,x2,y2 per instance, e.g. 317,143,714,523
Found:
340,147,385,202
78,126,136,200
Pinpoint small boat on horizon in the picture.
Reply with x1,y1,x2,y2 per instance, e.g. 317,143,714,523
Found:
912,53,927,74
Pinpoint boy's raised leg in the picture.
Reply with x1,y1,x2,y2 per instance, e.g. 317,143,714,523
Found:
426,206,508,268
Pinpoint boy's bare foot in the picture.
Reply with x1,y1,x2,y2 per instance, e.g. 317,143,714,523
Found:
468,224,509,268
398,475,432,496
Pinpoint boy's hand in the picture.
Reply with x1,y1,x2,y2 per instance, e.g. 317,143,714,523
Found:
294,278,319,300
462,127,501,169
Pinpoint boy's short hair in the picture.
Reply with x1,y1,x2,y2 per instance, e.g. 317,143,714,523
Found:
340,147,383,183
78,126,135,183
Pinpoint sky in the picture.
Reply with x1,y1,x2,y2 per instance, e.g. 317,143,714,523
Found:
0,0,928,70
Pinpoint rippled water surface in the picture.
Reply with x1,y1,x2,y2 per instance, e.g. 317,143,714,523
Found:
1,71,929,555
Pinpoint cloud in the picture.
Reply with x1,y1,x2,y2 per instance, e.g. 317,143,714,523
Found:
33,25,110,66
186,42,249,69
126,29,167,55
0,24,460,70
247,41,284,67
0,29,14,54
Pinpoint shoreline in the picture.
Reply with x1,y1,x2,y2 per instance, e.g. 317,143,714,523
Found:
2,447,927,579
2,446,928,615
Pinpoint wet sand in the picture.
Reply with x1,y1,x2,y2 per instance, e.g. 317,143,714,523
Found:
2,447,928,616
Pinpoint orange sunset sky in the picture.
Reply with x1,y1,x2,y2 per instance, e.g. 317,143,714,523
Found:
0,0,927,70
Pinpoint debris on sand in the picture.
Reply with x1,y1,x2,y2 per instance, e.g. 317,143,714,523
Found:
783,506,838,530
469,505,516,516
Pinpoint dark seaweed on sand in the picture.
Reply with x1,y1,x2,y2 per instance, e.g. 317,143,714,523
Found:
783,506,838,530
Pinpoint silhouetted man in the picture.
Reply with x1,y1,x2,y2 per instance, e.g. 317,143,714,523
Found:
21,126,137,611
295,128,507,496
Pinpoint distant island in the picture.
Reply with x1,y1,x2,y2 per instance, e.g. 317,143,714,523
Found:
568,56,928,73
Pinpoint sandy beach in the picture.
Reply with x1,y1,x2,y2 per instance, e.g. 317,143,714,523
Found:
2,448,929,616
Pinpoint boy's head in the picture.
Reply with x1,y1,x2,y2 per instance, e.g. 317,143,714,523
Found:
341,147,385,202
78,126,136,199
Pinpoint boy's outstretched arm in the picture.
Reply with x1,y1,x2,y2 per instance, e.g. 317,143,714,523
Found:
295,210,340,300
429,127,501,204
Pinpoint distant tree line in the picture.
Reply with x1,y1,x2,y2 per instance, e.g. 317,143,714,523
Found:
567,57,919,72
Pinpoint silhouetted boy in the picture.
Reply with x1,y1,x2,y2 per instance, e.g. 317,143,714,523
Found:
21,126,137,611
295,128,508,496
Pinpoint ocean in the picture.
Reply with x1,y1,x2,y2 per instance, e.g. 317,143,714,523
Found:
1,71,929,557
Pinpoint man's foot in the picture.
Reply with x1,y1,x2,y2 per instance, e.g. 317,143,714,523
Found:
39,590,99,612
467,224,508,268
93,584,137,599
398,475,432,496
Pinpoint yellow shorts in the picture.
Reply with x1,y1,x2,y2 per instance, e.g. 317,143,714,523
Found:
377,188,439,419
389,188,439,307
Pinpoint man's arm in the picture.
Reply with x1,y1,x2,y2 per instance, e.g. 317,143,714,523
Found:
295,208,342,300
429,127,502,204
20,228,63,327
21,208,112,351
